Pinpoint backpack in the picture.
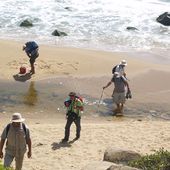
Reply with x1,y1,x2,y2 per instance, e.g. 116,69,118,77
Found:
112,65,117,74
75,96,84,111
25,41,39,53
6,123,27,138
64,96,84,111
75,96,83,103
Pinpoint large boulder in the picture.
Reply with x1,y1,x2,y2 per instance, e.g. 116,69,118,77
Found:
52,29,67,36
156,12,170,26
20,19,33,27
103,148,141,165
81,161,140,170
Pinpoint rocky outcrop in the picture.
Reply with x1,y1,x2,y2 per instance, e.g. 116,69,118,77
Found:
103,148,141,165
82,148,141,170
82,161,140,170
20,20,33,27
126,27,138,31
52,29,67,36
156,12,170,26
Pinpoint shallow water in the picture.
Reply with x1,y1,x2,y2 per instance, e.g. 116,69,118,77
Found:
0,78,108,118
0,77,170,121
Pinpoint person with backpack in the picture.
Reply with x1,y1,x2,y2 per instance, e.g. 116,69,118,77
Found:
112,59,127,78
62,92,84,143
23,41,39,74
0,113,32,170
103,72,131,115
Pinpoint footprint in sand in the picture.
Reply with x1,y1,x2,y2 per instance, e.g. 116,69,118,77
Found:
57,62,63,65
38,60,51,70
62,72,70,75
8,60,28,69
68,64,78,71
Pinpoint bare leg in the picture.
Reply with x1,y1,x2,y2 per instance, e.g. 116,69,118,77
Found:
114,104,120,113
119,103,124,113
30,63,35,74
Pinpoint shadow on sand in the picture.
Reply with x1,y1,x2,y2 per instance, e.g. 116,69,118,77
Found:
51,138,78,150
13,73,32,82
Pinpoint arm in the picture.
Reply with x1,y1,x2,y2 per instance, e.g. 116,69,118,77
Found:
103,81,112,89
0,127,8,159
26,138,32,158
25,127,32,158
26,51,31,58
0,139,5,159
125,81,130,90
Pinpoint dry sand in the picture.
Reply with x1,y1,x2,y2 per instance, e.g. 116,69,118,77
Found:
0,40,170,170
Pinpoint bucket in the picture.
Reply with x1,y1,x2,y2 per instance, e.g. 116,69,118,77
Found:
19,66,26,74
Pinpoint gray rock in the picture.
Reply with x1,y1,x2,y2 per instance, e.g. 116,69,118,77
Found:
52,29,67,36
156,12,170,26
126,27,138,31
103,148,141,165
82,161,140,170
20,19,33,27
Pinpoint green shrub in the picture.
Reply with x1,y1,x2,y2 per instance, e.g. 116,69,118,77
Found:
128,148,170,170
0,161,13,170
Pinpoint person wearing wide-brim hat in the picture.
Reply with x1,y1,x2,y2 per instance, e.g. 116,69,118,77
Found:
0,113,32,170
112,59,127,78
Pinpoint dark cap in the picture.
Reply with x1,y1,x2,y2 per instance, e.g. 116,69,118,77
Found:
69,92,76,96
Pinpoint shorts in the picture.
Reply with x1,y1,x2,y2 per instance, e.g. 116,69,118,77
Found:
112,92,126,104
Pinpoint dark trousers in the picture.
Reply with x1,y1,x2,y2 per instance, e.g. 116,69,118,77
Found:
64,113,81,141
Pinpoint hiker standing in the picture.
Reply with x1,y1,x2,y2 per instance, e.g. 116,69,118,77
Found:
23,41,39,74
112,59,127,78
0,113,32,170
103,72,131,114
62,92,84,143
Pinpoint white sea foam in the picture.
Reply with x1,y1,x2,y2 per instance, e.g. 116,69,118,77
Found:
0,0,169,52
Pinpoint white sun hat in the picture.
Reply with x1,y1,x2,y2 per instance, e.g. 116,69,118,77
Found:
120,59,127,66
11,113,25,122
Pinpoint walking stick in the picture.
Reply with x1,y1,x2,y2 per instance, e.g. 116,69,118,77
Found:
97,89,104,113
98,89,104,105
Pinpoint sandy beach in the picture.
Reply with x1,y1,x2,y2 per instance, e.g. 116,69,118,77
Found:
0,40,170,170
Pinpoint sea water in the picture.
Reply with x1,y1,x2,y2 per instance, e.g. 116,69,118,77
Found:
0,0,169,53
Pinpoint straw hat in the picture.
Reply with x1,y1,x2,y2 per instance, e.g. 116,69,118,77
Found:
11,113,25,122
120,59,127,66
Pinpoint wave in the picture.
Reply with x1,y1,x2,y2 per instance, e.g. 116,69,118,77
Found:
0,0,169,52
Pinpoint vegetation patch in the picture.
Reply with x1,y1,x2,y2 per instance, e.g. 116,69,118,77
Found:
0,161,13,170
128,148,170,170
